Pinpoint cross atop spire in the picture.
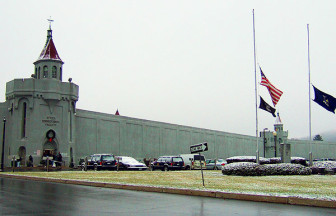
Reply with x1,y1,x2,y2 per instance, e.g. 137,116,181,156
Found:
47,17,54,30
46,17,54,39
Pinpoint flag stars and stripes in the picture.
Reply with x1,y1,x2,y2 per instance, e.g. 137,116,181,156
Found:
260,67,283,107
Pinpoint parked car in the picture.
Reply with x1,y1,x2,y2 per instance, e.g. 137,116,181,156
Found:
205,159,227,170
151,156,184,171
81,154,117,171
116,156,148,170
179,154,206,170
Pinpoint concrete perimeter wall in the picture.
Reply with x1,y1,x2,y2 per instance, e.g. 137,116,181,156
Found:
71,109,336,163
74,109,259,162
289,139,336,159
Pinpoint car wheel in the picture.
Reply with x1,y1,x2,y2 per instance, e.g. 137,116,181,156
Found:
164,166,168,171
185,165,190,170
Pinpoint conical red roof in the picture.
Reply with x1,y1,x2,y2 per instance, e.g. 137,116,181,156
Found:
38,34,62,61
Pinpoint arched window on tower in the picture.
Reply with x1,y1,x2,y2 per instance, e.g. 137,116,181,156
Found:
43,66,48,78
21,102,27,138
38,67,41,79
60,67,62,81
52,66,57,78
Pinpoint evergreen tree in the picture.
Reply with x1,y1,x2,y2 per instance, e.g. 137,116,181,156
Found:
313,134,323,141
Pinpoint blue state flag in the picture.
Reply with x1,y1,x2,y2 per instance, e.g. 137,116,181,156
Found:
312,85,336,113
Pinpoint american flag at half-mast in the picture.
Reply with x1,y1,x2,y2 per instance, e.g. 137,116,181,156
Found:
260,67,283,106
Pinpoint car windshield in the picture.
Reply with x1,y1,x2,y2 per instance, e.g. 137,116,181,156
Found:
122,157,139,163
157,158,165,162
194,155,205,161
93,156,100,161
173,157,183,162
101,155,114,161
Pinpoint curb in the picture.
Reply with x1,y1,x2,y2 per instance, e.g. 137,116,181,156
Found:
0,173,335,209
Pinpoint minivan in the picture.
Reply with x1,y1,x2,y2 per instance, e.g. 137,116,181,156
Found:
178,154,206,170
151,156,184,171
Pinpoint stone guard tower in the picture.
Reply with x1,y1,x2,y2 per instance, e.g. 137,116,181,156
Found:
2,24,79,167
261,113,288,158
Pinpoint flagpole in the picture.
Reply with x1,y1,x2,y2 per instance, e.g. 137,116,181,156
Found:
253,9,259,164
307,24,313,166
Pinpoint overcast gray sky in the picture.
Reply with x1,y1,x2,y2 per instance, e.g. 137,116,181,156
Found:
1,1,336,139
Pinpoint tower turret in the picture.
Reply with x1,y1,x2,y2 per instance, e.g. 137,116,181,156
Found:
273,112,288,150
33,24,64,81
274,112,283,132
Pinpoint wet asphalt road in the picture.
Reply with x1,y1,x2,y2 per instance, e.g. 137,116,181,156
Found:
0,177,335,216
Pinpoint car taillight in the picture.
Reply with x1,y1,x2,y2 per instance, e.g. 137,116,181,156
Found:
100,162,102,165
115,162,118,165
221,163,225,166
171,163,173,166
192,161,194,165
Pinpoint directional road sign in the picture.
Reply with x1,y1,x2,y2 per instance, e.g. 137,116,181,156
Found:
190,142,208,154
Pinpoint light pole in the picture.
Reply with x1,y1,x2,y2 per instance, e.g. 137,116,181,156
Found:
1,117,6,172
273,131,277,157
263,128,268,157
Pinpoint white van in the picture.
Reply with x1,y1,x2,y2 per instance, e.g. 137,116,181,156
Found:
178,154,206,170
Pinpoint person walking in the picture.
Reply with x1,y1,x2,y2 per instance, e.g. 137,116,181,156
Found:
28,155,33,167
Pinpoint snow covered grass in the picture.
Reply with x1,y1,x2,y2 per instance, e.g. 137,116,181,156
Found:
8,170,336,200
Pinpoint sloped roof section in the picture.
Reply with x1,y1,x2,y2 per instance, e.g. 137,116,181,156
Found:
38,31,62,61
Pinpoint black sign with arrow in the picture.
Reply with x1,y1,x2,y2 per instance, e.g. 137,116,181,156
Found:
190,142,208,154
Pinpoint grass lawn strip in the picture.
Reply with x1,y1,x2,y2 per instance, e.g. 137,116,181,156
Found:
6,170,336,200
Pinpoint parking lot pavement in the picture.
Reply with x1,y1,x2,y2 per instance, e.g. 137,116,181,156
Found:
1,176,336,215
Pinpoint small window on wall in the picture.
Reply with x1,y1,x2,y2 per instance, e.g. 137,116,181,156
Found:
43,66,48,78
52,66,57,78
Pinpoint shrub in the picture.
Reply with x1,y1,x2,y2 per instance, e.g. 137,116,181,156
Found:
226,156,308,166
257,163,311,175
311,161,336,174
290,157,308,166
269,157,281,164
222,162,260,176
226,156,270,164
222,162,312,176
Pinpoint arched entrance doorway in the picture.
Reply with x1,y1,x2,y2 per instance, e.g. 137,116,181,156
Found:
43,140,57,158
18,146,26,167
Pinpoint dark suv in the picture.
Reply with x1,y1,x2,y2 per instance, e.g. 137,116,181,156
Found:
151,156,184,171
82,154,117,171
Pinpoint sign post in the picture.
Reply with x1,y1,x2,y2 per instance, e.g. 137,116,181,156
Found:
190,142,208,187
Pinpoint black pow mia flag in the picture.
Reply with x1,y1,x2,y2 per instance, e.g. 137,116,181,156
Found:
259,96,276,117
